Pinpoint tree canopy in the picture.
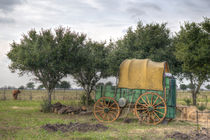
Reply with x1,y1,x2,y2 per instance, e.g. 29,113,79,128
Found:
107,22,180,76
26,82,35,89
174,17,210,105
7,27,86,105
180,84,187,91
70,40,109,105
206,85,210,90
59,81,71,91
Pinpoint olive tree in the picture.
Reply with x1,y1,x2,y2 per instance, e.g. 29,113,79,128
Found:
7,27,86,105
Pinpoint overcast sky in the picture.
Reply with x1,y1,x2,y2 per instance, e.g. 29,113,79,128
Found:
0,0,209,88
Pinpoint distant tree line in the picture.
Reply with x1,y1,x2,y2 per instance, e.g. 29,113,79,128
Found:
7,17,210,106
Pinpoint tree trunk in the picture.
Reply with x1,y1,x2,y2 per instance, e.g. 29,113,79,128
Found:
48,90,52,105
86,91,91,106
192,91,197,105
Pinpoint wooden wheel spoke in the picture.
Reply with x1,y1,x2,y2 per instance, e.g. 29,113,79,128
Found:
109,110,118,115
151,95,153,105
136,107,147,110
108,98,111,106
138,102,147,107
109,102,115,108
146,95,150,105
153,111,160,120
103,99,107,107
99,101,104,106
94,97,120,123
155,107,165,109
154,101,164,107
99,111,104,118
135,92,167,125
94,110,104,113
152,96,159,105
151,113,155,121
141,110,148,115
109,107,118,110
96,106,104,109
141,97,148,105
154,110,165,115
109,112,115,120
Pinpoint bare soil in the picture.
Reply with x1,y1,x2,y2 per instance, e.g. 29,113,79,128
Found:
41,122,108,132
165,128,210,140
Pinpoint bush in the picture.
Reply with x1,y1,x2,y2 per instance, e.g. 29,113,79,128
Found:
196,103,206,111
184,98,191,106
40,99,52,113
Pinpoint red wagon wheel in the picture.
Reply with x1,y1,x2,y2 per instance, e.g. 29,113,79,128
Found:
134,92,167,125
94,97,120,123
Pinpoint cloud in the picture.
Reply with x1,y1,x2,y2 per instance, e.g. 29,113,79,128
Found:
0,0,25,12
0,16,14,23
126,1,161,18
0,0,209,87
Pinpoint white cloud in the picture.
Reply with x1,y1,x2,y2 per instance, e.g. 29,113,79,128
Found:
0,0,209,87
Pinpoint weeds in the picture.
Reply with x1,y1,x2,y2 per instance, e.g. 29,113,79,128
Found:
40,99,51,113
184,98,191,106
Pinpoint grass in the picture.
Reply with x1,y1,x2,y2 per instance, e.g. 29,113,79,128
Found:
0,100,197,140
0,90,209,139
0,89,85,101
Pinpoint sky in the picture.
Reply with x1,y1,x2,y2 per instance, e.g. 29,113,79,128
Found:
0,0,209,88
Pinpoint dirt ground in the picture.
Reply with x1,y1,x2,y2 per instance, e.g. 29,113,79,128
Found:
165,127,210,140
41,122,108,132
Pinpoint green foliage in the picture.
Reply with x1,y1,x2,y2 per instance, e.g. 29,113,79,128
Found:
18,85,25,89
184,98,191,106
180,84,187,91
40,99,52,113
71,40,109,105
187,83,195,90
80,93,94,106
196,103,206,111
7,27,86,105
174,17,210,105
37,84,44,90
107,22,180,76
26,82,35,89
59,81,71,89
205,85,210,90
105,81,113,86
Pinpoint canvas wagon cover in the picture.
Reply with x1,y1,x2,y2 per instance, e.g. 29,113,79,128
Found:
118,59,169,90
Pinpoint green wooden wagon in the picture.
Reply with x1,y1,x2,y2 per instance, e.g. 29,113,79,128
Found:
93,59,176,125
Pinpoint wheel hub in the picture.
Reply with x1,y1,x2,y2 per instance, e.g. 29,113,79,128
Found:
104,108,109,113
147,106,154,112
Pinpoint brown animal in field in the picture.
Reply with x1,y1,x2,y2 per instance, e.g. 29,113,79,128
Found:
13,89,21,100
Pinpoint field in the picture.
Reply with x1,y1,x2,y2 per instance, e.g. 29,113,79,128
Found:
0,90,210,139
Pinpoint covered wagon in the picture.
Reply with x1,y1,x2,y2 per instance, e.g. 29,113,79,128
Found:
93,59,176,125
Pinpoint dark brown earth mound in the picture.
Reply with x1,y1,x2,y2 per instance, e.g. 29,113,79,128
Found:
49,102,91,115
41,122,108,132
165,128,210,140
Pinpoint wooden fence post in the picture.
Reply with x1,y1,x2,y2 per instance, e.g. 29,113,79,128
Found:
3,88,6,100
30,92,32,100
196,111,199,132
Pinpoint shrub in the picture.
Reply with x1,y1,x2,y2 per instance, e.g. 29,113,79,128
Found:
80,94,94,106
184,98,191,106
196,103,206,111
40,99,52,113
